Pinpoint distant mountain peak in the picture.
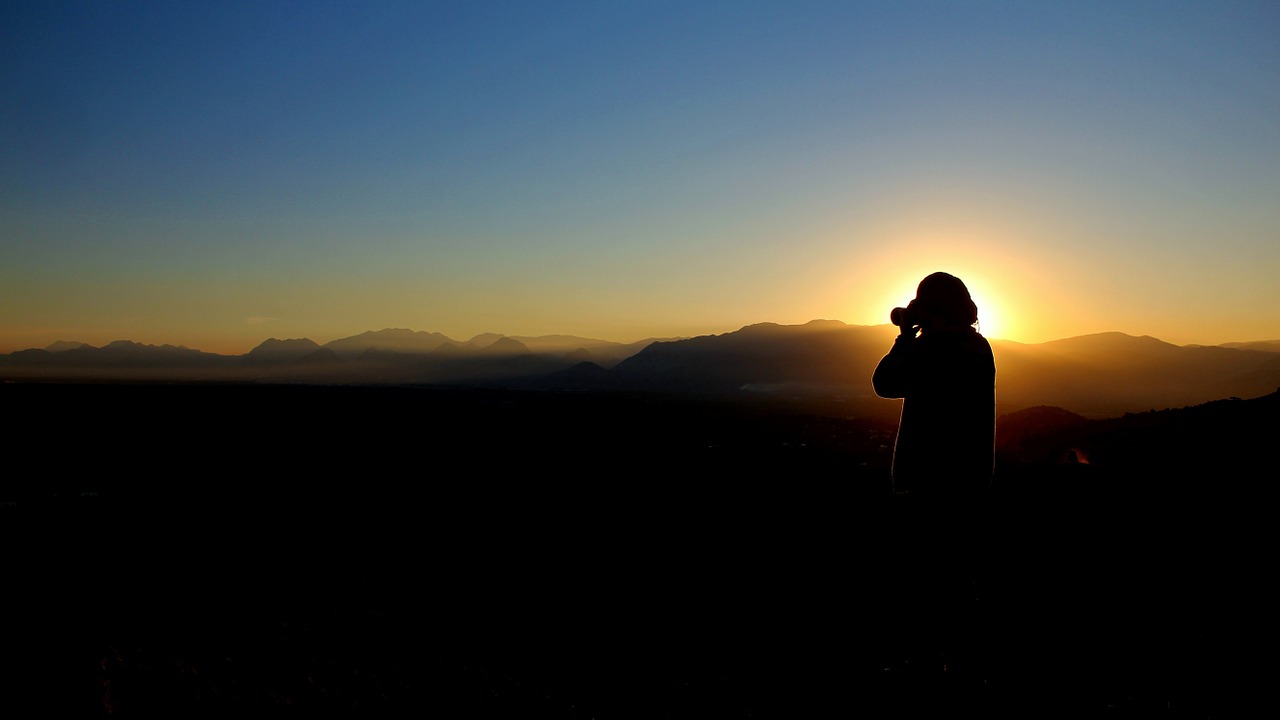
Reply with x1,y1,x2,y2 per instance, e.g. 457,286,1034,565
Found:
246,338,322,363
45,340,92,353
323,328,456,357
249,337,320,354
357,328,443,341
802,319,850,329
99,340,197,353
299,347,341,364
1220,339,1280,353
735,319,851,336
738,322,783,333
466,332,506,348
483,336,531,355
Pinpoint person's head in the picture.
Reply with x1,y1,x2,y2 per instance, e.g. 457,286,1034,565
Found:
911,272,978,330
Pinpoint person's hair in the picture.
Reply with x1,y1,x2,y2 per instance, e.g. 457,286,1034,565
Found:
914,272,978,327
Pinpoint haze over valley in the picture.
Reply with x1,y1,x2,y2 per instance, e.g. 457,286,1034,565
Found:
6,320,1279,420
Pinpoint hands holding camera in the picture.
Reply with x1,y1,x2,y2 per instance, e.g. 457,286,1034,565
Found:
891,303,921,338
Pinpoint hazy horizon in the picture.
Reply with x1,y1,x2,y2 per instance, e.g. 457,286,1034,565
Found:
5,2,1278,355
6,318,1279,358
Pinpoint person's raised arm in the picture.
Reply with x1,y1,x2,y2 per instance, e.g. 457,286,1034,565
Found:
872,330,916,399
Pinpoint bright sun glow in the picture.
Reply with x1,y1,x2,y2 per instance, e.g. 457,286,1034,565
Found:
970,291,999,339
962,273,1020,341
834,212,1061,344
871,271,1010,340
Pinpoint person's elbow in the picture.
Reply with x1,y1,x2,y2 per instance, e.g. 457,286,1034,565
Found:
873,386,905,399
872,370,905,399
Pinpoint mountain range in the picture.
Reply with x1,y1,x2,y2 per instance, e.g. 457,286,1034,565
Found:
4,322,1279,418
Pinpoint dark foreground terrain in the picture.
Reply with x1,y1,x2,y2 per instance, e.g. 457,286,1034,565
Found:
1,382,1268,716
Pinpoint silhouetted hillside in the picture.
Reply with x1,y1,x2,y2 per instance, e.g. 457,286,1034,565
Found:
994,387,1280,497
994,404,1092,467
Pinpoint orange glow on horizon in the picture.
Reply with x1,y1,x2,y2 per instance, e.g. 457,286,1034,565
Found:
834,220,1042,342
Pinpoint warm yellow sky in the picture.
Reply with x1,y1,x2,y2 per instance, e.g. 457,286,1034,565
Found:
4,3,1278,355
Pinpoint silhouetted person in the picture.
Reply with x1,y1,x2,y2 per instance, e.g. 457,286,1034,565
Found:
873,271,995,496
871,270,996,523
872,272,998,703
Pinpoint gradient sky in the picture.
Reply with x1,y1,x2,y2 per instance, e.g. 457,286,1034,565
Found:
3,1,1278,354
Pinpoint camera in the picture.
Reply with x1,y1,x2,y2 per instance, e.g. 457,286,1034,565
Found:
890,302,919,329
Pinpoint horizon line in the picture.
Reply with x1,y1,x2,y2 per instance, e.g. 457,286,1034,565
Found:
5,321,1278,358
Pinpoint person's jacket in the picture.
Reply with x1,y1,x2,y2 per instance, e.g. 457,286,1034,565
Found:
873,326,995,495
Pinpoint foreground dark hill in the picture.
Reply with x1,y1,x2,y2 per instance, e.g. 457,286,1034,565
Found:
994,387,1280,495
6,380,1272,506
1,381,1272,716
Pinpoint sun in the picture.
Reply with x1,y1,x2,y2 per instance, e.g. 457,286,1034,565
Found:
969,290,1000,339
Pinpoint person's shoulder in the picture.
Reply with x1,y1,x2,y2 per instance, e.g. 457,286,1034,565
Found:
933,326,988,345
969,330,994,356
949,327,994,361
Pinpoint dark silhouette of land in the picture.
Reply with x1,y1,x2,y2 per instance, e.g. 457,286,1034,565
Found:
2,379,1271,716
5,322,1280,419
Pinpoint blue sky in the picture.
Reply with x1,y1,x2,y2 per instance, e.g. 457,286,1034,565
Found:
4,1,1279,352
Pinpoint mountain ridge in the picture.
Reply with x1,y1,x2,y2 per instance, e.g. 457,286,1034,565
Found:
12,324,1279,361
5,322,1280,418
